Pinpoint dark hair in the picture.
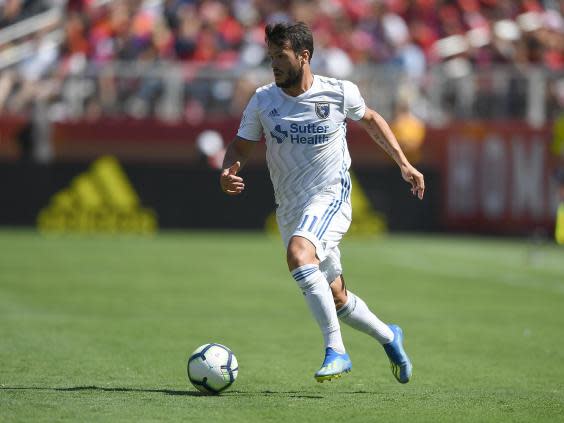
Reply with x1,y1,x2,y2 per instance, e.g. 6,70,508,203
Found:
265,21,314,62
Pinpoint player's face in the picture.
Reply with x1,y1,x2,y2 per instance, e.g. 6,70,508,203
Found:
267,42,304,89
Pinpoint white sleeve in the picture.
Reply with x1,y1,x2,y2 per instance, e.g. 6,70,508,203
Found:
343,80,366,121
236,93,262,142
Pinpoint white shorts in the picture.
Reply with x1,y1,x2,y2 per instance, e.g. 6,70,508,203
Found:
277,183,352,284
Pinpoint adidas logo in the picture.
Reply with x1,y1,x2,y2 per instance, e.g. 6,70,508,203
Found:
268,108,280,118
37,156,158,234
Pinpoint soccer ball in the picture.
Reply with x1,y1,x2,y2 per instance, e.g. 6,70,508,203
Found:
187,343,238,394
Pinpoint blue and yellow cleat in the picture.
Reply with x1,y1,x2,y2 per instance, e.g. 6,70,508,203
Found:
383,324,412,384
314,347,352,383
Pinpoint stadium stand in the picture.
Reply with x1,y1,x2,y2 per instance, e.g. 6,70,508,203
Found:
0,0,562,123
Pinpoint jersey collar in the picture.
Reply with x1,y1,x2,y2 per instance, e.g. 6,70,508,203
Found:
277,74,318,101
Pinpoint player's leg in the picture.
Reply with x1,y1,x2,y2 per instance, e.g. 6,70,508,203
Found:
279,188,352,382
321,254,393,344
330,275,394,344
287,235,345,355
286,235,351,382
327,272,412,383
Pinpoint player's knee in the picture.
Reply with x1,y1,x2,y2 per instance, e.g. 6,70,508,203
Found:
286,237,317,270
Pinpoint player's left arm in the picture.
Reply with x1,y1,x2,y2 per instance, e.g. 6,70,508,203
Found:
358,107,425,200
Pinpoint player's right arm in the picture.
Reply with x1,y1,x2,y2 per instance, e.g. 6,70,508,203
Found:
220,92,263,196
220,137,257,196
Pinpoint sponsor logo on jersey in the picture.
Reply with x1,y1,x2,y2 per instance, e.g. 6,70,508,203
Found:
315,102,330,119
270,122,330,145
268,108,280,118
270,124,288,144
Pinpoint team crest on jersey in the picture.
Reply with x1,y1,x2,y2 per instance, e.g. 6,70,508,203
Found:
315,102,330,119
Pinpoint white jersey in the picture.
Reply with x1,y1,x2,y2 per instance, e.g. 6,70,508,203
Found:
237,75,366,216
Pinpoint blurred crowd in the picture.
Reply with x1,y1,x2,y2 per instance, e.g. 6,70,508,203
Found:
55,0,564,71
0,0,563,122
0,0,55,27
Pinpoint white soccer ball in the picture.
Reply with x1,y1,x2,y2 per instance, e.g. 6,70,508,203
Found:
187,343,238,394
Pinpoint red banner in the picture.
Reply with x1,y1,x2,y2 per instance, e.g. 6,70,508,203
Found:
0,115,27,159
428,122,559,232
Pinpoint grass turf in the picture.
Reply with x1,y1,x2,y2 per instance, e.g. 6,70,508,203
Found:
0,230,563,422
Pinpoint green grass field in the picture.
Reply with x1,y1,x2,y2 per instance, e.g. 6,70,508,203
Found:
1,230,563,422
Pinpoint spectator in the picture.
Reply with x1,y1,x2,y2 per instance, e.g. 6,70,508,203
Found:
390,100,426,164
0,0,562,121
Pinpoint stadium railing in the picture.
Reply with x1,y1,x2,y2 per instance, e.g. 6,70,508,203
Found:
36,61,562,127
0,7,65,71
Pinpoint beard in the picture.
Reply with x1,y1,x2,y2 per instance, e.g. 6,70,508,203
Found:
275,62,304,89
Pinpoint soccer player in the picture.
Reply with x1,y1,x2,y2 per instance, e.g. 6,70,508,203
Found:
220,22,424,383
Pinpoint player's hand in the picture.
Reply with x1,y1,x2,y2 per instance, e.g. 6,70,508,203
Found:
220,161,245,196
400,163,425,200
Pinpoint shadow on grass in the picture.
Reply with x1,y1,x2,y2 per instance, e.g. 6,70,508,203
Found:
230,390,325,399
0,386,354,399
0,386,204,397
